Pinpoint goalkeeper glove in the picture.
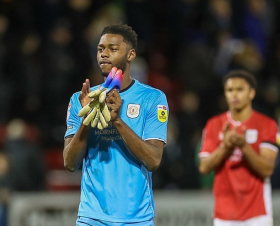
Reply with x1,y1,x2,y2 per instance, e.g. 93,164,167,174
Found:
78,67,123,129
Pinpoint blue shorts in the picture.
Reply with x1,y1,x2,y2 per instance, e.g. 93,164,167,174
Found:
76,216,155,226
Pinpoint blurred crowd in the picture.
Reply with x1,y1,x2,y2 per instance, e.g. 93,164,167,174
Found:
0,0,280,202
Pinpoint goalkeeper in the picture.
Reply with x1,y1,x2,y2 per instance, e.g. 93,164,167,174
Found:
63,24,169,226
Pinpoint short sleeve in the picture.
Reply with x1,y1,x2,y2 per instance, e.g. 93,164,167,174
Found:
64,93,83,139
259,119,279,152
142,92,168,143
199,118,221,158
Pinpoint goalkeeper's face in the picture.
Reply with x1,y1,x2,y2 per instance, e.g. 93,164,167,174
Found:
97,33,130,77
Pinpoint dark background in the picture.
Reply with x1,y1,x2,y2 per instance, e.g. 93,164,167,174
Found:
0,0,280,192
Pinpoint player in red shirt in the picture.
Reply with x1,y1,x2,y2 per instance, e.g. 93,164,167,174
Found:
199,70,279,226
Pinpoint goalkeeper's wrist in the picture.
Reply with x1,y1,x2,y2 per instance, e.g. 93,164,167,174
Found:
79,121,91,133
112,117,123,126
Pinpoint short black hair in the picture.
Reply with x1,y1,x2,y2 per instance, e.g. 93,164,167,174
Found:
101,24,138,50
223,70,257,89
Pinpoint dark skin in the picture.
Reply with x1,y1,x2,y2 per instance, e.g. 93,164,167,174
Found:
199,78,278,178
63,34,164,172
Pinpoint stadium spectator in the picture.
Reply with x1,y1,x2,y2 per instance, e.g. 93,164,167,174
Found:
0,151,9,226
0,118,46,226
0,14,12,124
198,70,279,226
3,118,46,191
153,115,183,189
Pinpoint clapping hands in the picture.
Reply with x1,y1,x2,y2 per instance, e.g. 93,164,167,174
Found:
223,122,247,150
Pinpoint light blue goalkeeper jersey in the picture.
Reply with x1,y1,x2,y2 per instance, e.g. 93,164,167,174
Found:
65,79,168,223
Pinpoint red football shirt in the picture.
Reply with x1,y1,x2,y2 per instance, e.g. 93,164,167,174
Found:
199,111,279,221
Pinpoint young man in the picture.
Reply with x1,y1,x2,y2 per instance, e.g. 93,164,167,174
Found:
198,70,279,226
63,24,168,226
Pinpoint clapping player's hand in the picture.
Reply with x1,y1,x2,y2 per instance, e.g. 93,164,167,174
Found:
229,126,247,148
222,122,235,151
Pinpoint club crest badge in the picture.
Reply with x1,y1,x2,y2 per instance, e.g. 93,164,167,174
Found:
246,129,258,144
127,104,140,118
157,105,167,123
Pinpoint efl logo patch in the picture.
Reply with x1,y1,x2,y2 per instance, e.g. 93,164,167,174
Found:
157,105,167,123
276,132,280,146
246,129,258,144
127,104,140,118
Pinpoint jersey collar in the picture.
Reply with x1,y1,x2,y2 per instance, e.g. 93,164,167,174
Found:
119,79,135,93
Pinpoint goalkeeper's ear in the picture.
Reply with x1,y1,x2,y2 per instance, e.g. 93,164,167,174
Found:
127,49,136,62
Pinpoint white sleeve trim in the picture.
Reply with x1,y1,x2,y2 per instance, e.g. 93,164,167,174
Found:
145,138,167,144
198,152,211,158
259,142,279,152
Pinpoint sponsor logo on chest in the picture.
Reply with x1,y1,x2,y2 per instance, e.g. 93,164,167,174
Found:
94,126,122,142
229,148,243,162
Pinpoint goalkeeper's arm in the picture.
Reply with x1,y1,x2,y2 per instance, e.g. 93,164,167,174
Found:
106,89,164,172
63,79,92,172
63,125,90,172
